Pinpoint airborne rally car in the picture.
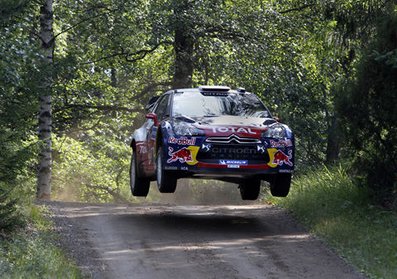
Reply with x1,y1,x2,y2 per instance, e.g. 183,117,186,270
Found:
129,86,294,200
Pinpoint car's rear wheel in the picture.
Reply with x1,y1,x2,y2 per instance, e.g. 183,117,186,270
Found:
130,151,150,197
270,174,291,197
239,178,261,200
156,148,177,193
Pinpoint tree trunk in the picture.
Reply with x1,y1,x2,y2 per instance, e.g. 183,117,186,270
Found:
37,0,54,200
172,0,194,89
326,115,340,164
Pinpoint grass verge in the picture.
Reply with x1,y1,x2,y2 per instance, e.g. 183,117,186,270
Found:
0,204,82,279
268,165,397,279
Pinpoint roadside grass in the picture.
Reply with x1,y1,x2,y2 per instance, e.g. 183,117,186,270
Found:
267,165,397,279
0,205,82,279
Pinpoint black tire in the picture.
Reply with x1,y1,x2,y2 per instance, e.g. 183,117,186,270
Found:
270,174,291,197
156,148,177,193
130,151,150,197
239,179,261,200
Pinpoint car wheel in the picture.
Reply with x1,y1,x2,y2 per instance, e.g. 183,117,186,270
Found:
156,148,177,193
239,179,261,200
270,174,291,197
130,151,150,197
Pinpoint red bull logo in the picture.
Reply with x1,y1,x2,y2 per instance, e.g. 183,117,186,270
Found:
167,147,192,163
267,148,293,168
168,137,196,145
273,150,293,167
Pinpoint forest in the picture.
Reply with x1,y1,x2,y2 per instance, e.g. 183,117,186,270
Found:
0,0,396,231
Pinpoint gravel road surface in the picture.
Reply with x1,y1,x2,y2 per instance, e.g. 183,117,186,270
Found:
48,201,365,279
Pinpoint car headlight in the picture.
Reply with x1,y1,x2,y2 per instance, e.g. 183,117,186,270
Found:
262,124,288,139
173,123,205,136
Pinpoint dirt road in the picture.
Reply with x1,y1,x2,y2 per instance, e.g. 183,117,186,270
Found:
49,201,365,279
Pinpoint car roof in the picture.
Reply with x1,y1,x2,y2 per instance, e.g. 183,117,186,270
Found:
169,86,248,95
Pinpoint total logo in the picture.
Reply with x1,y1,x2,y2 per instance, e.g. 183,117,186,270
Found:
211,127,256,134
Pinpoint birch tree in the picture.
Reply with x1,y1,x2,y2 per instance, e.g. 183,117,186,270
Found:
37,0,54,199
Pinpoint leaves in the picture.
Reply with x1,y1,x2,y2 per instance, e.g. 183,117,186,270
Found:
0,0,395,205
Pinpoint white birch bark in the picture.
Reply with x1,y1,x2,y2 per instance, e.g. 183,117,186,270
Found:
37,0,54,199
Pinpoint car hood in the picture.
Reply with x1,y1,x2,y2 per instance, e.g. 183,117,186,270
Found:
172,115,278,137
195,115,275,126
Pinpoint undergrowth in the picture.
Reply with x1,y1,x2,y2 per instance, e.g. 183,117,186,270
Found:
0,205,81,279
269,165,397,279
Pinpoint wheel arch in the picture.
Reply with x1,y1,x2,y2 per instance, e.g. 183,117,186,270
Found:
155,127,165,156
130,138,136,149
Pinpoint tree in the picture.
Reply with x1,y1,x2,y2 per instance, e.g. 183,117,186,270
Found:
337,5,397,208
37,0,54,199
0,0,39,229
172,0,194,88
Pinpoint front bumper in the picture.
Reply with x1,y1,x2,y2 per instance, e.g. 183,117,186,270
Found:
162,135,294,180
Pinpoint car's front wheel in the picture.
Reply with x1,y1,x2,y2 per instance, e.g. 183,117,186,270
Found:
156,148,177,193
270,174,291,197
239,178,261,200
130,151,150,197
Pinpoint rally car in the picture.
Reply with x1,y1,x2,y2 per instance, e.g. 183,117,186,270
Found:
129,86,294,200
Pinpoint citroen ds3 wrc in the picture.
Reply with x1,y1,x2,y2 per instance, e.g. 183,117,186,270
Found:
129,86,294,200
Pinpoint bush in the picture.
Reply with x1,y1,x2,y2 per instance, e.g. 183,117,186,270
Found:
52,135,131,202
270,165,397,279
0,205,82,279
337,11,397,209
0,135,37,232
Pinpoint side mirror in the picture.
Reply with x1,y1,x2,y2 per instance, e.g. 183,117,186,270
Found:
146,112,159,126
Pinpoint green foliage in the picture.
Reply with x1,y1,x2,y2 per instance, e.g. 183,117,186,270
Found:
337,9,397,208
47,0,396,204
0,183,27,232
0,205,82,279
0,0,40,231
52,135,131,203
270,165,397,279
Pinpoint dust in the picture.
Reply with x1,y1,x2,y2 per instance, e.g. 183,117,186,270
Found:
53,182,80,202
52,168,266,205
143,179,265,206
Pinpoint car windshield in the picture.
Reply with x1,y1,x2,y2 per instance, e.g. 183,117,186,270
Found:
172,91,271,118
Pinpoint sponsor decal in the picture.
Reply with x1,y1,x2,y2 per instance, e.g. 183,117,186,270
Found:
211,147,256,154
257,145,266,153
279,169,293,173
167,146,199,165
135,142,148,154
164,166,178,170
138,145,147,154
219,159,248,169
266,139,293,148
168,137,196,145
151,126,158,139
201,143,211,152
219,160,248,165
211,127,256,134
227,165,240,169
267,148,293,168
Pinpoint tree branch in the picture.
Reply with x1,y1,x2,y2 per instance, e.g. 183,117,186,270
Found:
124,41,173,62
84,183,128,203
279,4,315,14
54,11,115,39
81,40,173,65
53,104,142,114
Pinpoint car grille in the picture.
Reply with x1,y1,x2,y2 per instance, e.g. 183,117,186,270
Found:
205,134,260,144
197,143,269,164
